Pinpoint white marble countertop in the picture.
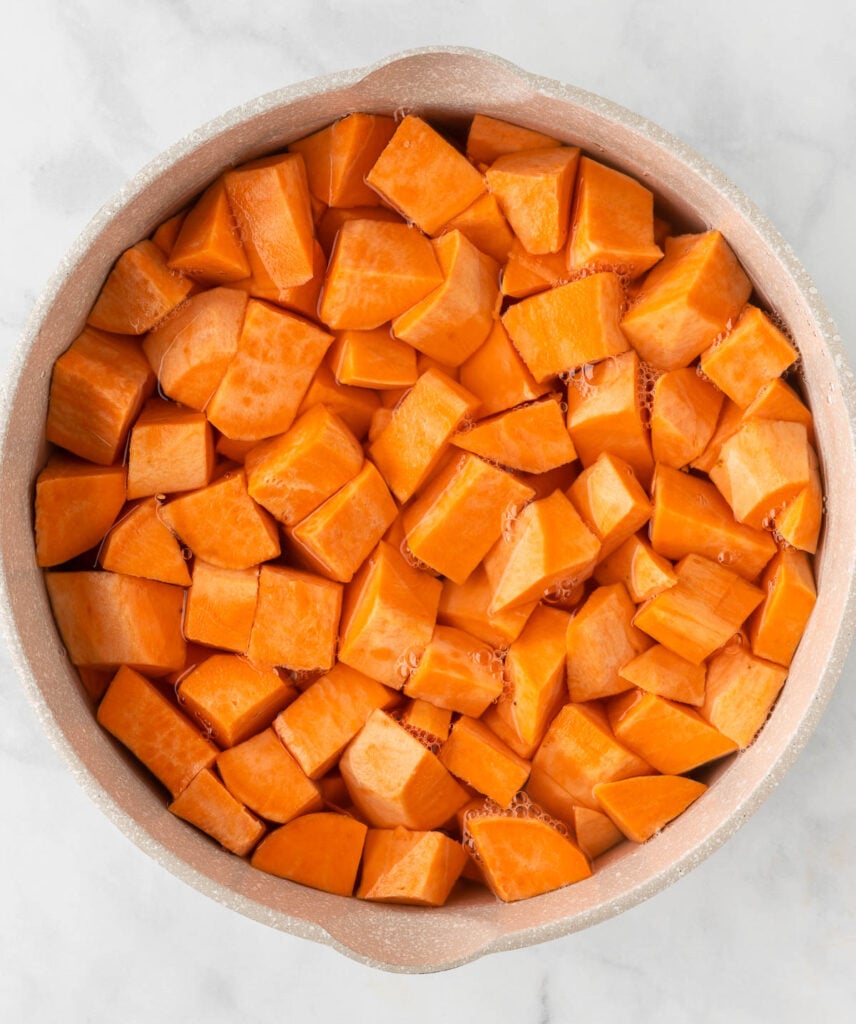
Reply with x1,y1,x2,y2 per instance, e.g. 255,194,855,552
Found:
2,2,855,1020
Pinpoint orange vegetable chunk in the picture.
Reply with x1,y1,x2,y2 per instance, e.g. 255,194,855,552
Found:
142,286,247,411
273,662,398,778
699,305,798,407
126,398,215,498
459,320,550,416
167,177,250,283
650,366,724,468
46,326,156,465
216,727,322,823
749,547,817,667
251,812,368,896
314,204,404,258
357,827,467,907
500,237,568,299
87,239,193,335
177,653,295,748
572,805,624,860
46,571,186,674
621,230,752,371
440,192,515,264
151,209,187,255
634,553,764,665
452,397,577,474
231,237,326,319
330,327,418,390
34,454,126,567
339,709,468,829
594,532,676,602
183,561,259,654
365,115,486,235
701,644,788,748
466,113,560,164
774,445,822,553
568,451,651,559
403,625,504,717
403,453,534,584
159,469,280,570
437,565,536,648
594,774,707,843
206,300,333,441
247,566,342,672
464,807,591,901
392,230,499,367
619,643,706,706
99,497,192,586
485,146,580,254
168,767,265,856
503,271,629,382
689,397,743,475
440,716,530,807
567,156,663,278
297,362,381,441
97,665,216,795
743,377,814,441
223,153,315,289
399,699,452,742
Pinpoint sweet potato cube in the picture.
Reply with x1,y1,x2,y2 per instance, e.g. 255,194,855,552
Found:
159,469,280,571
459,320,550,416
251,813,368,896
567,156,663,278
482,604,570,759
483,490,601,614
177,653,295,748
593,533,676,602
568,452,651,560
566,349,654,488
440,192,515,264
618,643,706,706
151,209,187,255
649,464,776,582
46,571,186,675
403,625,504,717
774,445,822,554
699,305,798,408
142,286,247,411
87,239,194,335
500,238,568,299
248,566,342,672
593,774,707,843
330,327,418,390
357,827,467,907
273,662,398,778
97,665,217,795
127,399,215,498
566,582,651,701
35,454,126,567
289,112,396,208
620,230,752,371
402,453,534,584
532,702,652,810
289,460,397,583
167,177,250,283
634,553,764,665
99,497,191,586
452,397,577,474
399,699,452,742
689,398,743,475
392,230,499,366
749,548,817,666
319,219,444,330
224,153,315,289
743,377,814,442
46,327,156,465
466,114,560,164
339,709,468,829
183,560,259,654
709,419,810,529
368,368,480,503
296,362,381,441
650,366,724,469
701,644,788,749
437,565,536,648
440,716,530,807
168,768,265,856
572,805,624,860
523,767,577,828
206,300,334,441
338,540,441,687
365,115,486,235
608,688,738,774
314,204,404,257
216,727,322,823
464,811,591,901
485,146,580,254
231,237,326,320
503,271,629,382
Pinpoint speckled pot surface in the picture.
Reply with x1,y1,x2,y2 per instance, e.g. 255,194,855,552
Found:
2,48,855,973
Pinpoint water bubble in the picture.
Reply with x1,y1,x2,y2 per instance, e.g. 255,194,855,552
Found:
716,550,735,566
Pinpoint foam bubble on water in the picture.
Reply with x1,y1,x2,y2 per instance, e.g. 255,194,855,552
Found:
393,645,424,682
390,710,442,754
637,359,662,427
501,500,528,542
716,549,735,566
399,538,433,573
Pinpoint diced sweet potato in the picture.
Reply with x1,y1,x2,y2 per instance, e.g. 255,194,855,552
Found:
437,565,536,648
99,497,192,586
183,561,259,654
650,367,724,469
593,774,707,843
700,644,788,748
357,826,467,906
593,532,676,602
329,327,418,390
402,625,504,717
167,177,250,284
567,452,651,559
618,643,706,706
749,547,817,666
439,716,530,807
458,320,550,416
169,767,265,856
126,398,215,498
466,114,560,165
452,397,577,474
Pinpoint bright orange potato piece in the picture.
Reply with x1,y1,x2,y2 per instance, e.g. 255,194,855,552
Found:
274,662,397,778
168,767,265,856
452,397,577,474
689,397,743,475
464,808,591,901
167,177,250,283
742,377,814,442
183,561,259,654
329,326,418,390
365,115,486,235
500,237,569,299
87,239,194,335
504,272,629,383
142,286,247,411
749,547,817,667
296,363,382,441
593,774,707,843
46,326,156,465
466,113,560,164
151,209,188,255
485,146,580,254
231,238,326,320
594,532,676,602
437,565,537,648
251,812,368,896
46,571,186,675
440,192,515,263
357,827,467,906
568,452,652,560
618,643,706,706
314,204,404,258
339,709,469,830
399,699,452,742
650,366,724,468
402,625,503,717
97,665,217,796
99,497,191,587
567,156,663,278
700,644,788,748
774,445,822,553
217,727,322,823
572,805,625,860
126,398,215,498
440,716,530,807
458,320,550,416
34,454,126,567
